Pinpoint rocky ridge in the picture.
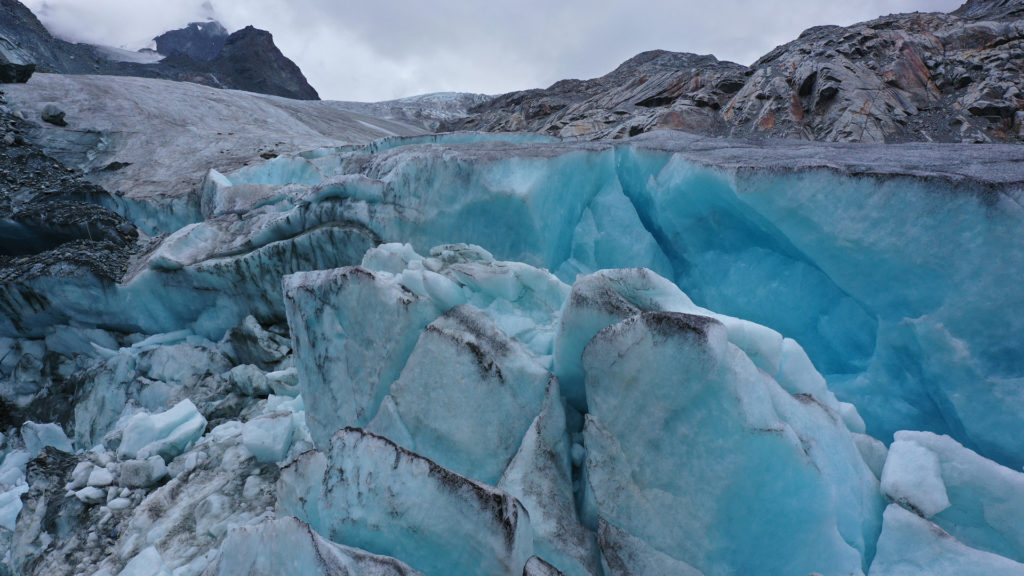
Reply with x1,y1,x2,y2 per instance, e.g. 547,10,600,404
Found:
445,0,1024,143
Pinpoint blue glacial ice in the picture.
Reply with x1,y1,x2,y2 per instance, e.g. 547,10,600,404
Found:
278,427,535,576
105,133,1019,473
278,245,883,575
367,304,552,484
879,431,1024,563
2,131,1024,575
869,505,1024,576
580,309,882,576
207,516,423,576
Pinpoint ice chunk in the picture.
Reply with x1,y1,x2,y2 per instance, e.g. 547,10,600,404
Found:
498,379,601,576
869,505,1024,576
278,428,533,576
880,438,950,518
283,267,444,448
120,456,168,488
219,315,290,370
226,365,271,397
363,243,568,362
427,246,569,360
88,467,115,487
554,268,844,416
0,482,28,531
207,516,423,575
265,368,299,397
880,431,1024,563
582,311,881,576
241,412,294,463
74,349,136,449
119,546,171,576
117,399,207,462
368,305,551,484
66,461,93,490
75,486,106,504
21,421,73,457
0,450,30,487
136,340,231,387
361,242,424,274
264,393,303,415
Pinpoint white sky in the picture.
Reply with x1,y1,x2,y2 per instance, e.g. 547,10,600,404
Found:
23,0,966,102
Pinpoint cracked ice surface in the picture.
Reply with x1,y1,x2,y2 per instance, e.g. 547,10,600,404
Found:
2,130,1024,575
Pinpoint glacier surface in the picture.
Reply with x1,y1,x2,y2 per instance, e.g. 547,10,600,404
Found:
2,128,1023,576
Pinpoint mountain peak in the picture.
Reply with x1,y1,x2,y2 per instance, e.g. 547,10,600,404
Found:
153,20,229,61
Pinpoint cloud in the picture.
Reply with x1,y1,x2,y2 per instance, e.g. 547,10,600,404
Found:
21,0,966,101
23,0,212,48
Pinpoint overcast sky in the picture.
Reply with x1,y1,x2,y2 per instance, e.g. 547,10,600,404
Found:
24,0,965,102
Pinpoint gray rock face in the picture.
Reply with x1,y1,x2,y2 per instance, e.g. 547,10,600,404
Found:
154,21,228,61
446,0,1024,143
721,4,1024,144
0,0,319,101
199,26,319,101
448,51,747,140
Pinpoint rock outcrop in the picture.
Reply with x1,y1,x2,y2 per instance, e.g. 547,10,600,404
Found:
446,0,1024,143
0,63,33,84
198,26,319,100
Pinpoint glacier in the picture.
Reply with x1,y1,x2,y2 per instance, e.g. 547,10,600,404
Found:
1,125,1024,576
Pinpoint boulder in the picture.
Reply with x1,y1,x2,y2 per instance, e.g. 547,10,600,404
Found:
40,103,66,126
0,62,33,84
